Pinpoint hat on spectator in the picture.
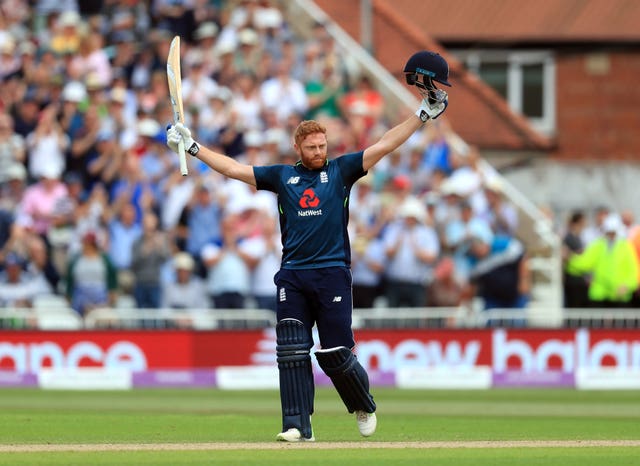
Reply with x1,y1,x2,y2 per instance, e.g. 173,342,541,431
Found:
484,176,504,193
174,252,195,271
238,28,259,46
109,87,127,104
603,213,622,234
265,128,286,145
138,118,161,138
6,163,26,181
62,81,87,103
215,41,236,56
0,37,15,54
58,11,81,28
398,197,427,223
244,130,263,148
18,41,36,56
195,22,219,40
392,174,412,191
211,86,233,102
39,162,62,180
253,9,283,29
85,72,105,91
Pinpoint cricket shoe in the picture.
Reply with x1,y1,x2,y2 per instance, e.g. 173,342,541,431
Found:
276,428,315,442
356,410,377,437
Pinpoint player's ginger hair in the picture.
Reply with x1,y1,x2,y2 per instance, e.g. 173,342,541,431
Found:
294,120,327,147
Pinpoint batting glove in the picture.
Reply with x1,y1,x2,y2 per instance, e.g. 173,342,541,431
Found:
166,123,200,156
415,97,448,123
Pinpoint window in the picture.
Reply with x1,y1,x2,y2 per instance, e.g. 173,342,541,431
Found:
453,50,556,135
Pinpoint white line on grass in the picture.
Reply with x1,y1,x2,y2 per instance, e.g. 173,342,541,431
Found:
1,441,640,452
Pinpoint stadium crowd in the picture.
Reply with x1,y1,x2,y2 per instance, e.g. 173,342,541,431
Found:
0,1,638,324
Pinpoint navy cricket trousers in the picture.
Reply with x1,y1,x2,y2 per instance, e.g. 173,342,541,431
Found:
274,266,355,350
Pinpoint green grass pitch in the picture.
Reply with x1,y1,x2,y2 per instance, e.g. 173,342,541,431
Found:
0,387,638,465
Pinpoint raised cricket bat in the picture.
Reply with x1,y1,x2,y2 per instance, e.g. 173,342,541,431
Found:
167,35,188,176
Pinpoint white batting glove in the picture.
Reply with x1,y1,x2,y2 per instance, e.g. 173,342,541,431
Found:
415,96,448,123
166,123,200,156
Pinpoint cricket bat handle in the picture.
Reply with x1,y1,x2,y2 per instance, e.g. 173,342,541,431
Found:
178,137,187,176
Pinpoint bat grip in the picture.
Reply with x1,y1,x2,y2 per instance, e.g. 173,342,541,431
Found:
178,138,188,176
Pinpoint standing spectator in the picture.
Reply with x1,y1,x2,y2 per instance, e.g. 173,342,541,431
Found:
562,210,590,308
131,211,171,309
568,214,639,308
0,113,26,183
106,202,143,294
180,184,222,269
467,232,530,324
260,58,308,124
351,226,386,309
383,197,440,307
201,216,252,309
241,213,282,312
26,104,69,181
481,177,518,236
16,163,68,238
581,205,610,246
65,230,118,317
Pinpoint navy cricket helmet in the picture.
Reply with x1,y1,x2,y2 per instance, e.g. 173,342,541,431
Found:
404,51,451,88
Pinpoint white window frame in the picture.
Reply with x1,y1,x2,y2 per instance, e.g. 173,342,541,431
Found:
452,50,556,135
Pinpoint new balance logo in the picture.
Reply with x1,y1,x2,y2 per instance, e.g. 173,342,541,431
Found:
332,296,342,302
286,176,300,184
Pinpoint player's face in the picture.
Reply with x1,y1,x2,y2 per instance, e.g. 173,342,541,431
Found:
295,132,328,170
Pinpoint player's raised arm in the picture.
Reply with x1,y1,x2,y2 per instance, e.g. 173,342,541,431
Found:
363,51,451,172
166,123,257,186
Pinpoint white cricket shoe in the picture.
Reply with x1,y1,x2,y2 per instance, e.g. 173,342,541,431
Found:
276,428,315,442
356,410,377,437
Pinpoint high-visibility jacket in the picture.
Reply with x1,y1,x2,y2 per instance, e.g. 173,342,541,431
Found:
568,237,639,302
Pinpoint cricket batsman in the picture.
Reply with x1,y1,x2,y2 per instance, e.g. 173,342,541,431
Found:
166,51,451,442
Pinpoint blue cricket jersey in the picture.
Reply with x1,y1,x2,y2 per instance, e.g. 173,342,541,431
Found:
253,151,366,270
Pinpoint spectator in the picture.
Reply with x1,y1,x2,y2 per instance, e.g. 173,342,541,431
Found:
0,252,51,308
481,177,518,236
180,184,222,267
339,75,384,130
351,225,386,309
241,213,282,311
562,210,589,308
0,113,26,183
131,211,171,309
382,197,440,307
467,232,530,324
50,11,83,56
161,251,207,312
260,58,308,124
201,216,252,309
106,202,143,294
16,163,68,238
26,103,69,181
568,214,639,308
581,205,610,246
65,230,118,317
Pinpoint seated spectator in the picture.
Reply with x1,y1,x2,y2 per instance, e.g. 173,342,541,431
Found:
568,214,639,308
161,252,207,311
0,113,26,183
65,230,118,317
107,202,143,294
0,252,51,308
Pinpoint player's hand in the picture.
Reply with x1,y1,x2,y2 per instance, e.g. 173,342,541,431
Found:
415,96,448,122
166,123,199,156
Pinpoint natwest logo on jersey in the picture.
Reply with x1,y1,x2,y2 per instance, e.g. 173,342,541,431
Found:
299,188,320,208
